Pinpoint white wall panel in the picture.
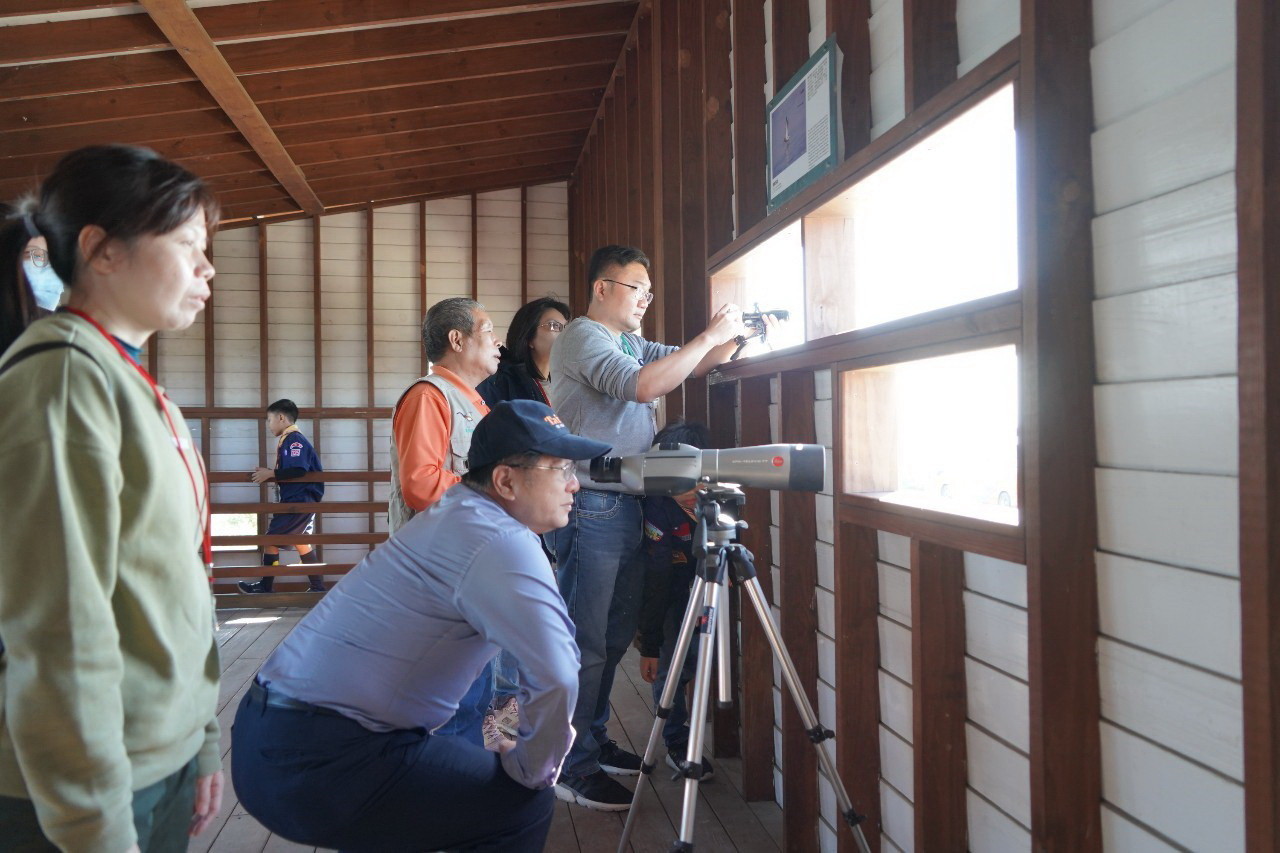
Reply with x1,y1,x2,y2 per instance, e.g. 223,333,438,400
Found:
1100,723,1244,851
1095,377,1237,476
1098,639,1242,779
1091,68,1234,215
1096,552,1240,677
869,0,906,139
1095,468,1238,576
967,790,1030,852
966,725,1030,828
1092,0,1233,128
955,0,1018,76
1093,274,1236,383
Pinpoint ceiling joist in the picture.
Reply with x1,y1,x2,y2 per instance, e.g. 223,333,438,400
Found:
137,0,323,215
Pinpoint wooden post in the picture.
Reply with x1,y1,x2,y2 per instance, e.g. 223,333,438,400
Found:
828,0,872,155
737,375,776,800
678,0,708,424
1019,0,1102,847
732,0,767,233
910,539,968,850
703,0,734,255
903,0,959,112
834,520,882,852
777,369,819,851
771,0,811,88
1238,0,1280,846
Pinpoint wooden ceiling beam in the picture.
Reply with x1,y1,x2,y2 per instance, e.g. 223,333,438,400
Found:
0,1,635,66
0,109,237,159
203,170,278,193
260,64,611,128
306,146,583,194
215,184,297,207
276,89,602,148
0,1,131,15
241,35,624,104
0,51,193,102
0,134,256,183
138,0,323,215
219,3,636,75
302,130,587,181
218,168,570,224
0,28,624,105
0,81,215,131
316,161,574,208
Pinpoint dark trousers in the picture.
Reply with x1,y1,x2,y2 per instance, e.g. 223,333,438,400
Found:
0,756,197,852
232,683,554,852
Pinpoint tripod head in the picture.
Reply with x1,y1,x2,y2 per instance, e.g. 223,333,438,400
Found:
692,485,748,562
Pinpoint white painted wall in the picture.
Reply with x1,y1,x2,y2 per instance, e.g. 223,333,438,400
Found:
155,183,569,578
1090,0,1241,848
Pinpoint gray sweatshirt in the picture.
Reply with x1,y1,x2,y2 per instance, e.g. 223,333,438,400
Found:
548,317,678,490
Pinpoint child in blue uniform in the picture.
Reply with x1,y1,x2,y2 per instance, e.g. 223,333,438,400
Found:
636,420,715,781
240,399,326,593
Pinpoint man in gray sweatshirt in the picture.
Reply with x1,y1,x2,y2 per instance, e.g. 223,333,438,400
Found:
547,245,745,810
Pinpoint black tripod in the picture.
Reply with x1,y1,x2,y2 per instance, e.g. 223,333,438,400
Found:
617,486,872,853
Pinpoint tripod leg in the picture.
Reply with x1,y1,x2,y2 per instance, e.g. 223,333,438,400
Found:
739,576,874,853
675,575,724,848
716,580,732,708
618,576,708,853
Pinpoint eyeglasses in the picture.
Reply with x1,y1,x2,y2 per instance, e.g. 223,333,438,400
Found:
23,247,49,269
602,278,655,306
509,461,578,483
538,320,566,333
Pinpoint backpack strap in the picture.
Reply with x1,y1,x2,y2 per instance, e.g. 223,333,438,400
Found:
0,340,100,379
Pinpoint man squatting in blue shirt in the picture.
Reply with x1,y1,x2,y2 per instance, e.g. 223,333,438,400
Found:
231,400,610,853
240,398,326,593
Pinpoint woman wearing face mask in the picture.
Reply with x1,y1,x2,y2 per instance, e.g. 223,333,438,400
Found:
0,204,64,341
0,146,223,852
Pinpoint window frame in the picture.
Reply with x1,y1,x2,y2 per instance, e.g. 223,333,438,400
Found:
707,42,1025,561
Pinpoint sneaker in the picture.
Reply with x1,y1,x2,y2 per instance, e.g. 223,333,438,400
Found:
482,714,515,752
555,769,633,811
306,582,327,592
598,740,642,776
665,749,716,782
237,580,272,594
490,696,519,738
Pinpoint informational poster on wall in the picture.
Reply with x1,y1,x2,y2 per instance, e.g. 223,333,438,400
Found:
767,35,843,212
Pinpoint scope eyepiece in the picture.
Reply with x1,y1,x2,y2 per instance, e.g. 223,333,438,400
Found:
589,455,623,483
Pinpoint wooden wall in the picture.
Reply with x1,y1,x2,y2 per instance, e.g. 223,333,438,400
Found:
148,184,568,586
1090,0,1242,848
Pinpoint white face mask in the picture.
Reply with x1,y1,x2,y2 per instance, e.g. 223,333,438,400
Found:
23,258,64,311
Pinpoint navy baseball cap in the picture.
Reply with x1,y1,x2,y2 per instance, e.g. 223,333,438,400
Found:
468,400,612,470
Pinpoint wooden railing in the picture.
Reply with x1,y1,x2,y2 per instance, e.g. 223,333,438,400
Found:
210,470,389,608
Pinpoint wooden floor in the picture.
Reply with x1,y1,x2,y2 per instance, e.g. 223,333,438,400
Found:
203,608,783,853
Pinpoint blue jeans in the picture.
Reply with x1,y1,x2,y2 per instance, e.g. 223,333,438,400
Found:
653,586,699,750
432,660,494,745
548,488,643,778
233,683,553,852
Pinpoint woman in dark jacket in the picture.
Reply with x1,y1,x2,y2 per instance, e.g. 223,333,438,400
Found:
478,296,569,407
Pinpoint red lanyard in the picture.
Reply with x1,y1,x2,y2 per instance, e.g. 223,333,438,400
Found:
63,308,213,569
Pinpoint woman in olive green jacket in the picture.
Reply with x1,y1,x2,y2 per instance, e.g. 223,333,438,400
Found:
0,146,223,853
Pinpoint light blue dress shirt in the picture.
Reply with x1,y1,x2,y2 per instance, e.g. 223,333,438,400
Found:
256,484,580,789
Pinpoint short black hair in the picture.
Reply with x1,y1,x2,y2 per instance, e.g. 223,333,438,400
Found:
586,245,650,302
267,399,299,423
461,450,542,491
654,419,711,450
423,297,482,362
504,296,571,379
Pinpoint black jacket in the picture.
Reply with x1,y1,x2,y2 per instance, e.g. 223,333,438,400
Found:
478,351,546,407
636,496,698,658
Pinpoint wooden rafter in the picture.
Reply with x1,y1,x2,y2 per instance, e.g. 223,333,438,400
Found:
137,0,322,215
